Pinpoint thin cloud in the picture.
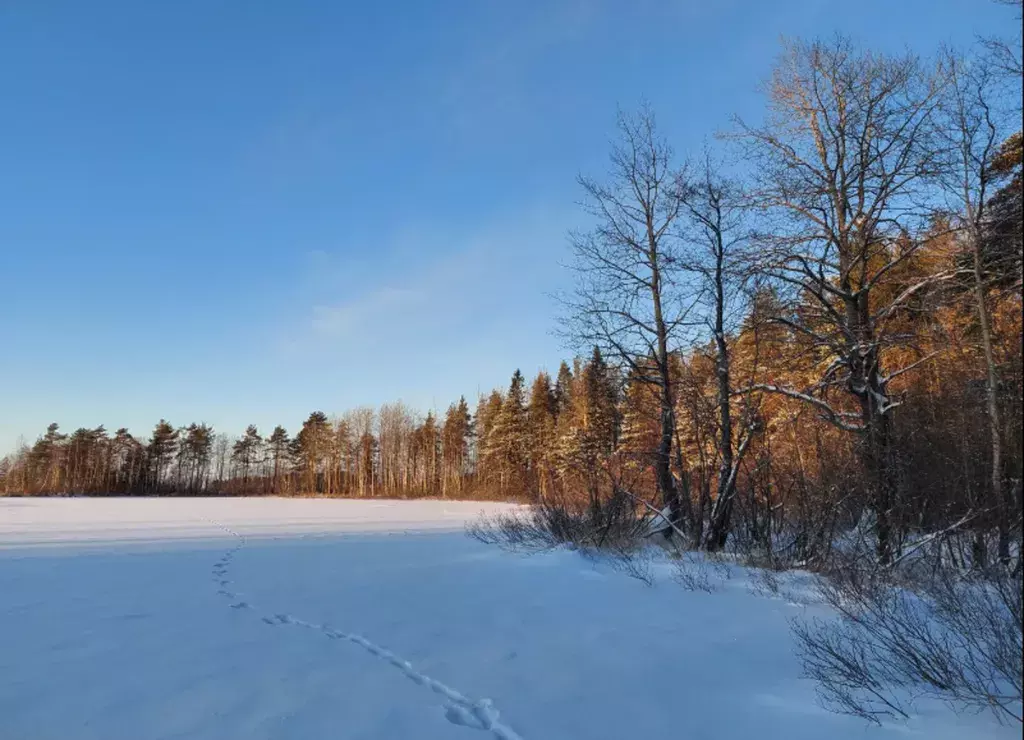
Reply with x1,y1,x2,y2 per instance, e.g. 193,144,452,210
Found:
311,287,424,338
278,204,576,359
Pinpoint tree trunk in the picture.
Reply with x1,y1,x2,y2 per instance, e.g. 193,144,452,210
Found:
972,242,1009,565
706,245,736,551
654,402,681,537
857,361,896,566
650,235,692,537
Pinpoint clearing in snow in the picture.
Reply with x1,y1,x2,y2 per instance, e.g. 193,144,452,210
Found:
0,497,1015,739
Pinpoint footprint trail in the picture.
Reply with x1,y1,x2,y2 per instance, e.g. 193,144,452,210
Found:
203,520,524,740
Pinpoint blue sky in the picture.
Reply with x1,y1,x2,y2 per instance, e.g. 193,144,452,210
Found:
0,0,1010,452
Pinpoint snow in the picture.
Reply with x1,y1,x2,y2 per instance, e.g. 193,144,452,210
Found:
0,497,1015,740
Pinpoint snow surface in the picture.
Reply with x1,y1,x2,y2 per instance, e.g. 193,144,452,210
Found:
0,497,1016,740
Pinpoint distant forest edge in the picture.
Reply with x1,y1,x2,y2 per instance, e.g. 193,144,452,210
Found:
0,355,618,502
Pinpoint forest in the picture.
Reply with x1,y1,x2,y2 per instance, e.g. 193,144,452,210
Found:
2,22,1021,572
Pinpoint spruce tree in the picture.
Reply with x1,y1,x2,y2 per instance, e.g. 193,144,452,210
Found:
554,361,574,417
474,390,504,486
442,397,472,496
527,371,557,500
489,370,528,492
583,346,619,455
557,349,620,503
619,363,661,478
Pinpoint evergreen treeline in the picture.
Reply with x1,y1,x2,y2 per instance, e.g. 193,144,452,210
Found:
0,350,622,502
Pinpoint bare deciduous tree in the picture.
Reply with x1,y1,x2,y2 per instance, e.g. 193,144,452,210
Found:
678,154,761,550
937,49,1014,564
562,107,698,534
737,38,946,563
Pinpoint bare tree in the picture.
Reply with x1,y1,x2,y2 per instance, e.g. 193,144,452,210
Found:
213,433,231,491
678,154,760,550
345,407,377,496
562,106,698,535
982,0,1023,95
937,50,1015,564
737,38,945,563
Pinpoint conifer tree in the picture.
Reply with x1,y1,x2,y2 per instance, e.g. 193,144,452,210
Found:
148,420,179,493
232,425,263,494
28,423,66,494
474,390,505,486
557,349,619,503
442,397,472,497
179,423,214,495
619,362,661,479
267,425,290,495
527,371,557,500
296,412,331,493
489,370,529,493
553,361,574,418
111,427,143,494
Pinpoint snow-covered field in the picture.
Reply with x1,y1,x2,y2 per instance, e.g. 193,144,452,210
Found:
0,498,1014,740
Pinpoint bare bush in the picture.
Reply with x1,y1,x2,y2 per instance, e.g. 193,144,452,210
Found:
748,566,785,599
673,552,729,593
468,491,647,549
584,543,657,586
794,561,1023,724
467,489,661,583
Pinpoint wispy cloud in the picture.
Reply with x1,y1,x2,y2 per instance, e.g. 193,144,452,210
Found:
310,287,425,338
278,204,576,363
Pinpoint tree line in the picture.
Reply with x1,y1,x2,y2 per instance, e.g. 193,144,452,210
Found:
0,352,619,502
2,20,1021,568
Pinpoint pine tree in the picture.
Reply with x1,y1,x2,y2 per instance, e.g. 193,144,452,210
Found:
176,423,209,495
474,390,505,486
65,425,109,494
286,435,303,492
338,420,354,495
232,425,263,494
527,371,557,500
267,426,290,495
417,411,440,495
357,430,378,495
110,428,142,494
148,420,179,493
27,423,66,493
442,397,472,497
296,412,331,493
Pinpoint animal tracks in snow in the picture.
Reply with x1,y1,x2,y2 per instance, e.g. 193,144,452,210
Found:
204,520,524,740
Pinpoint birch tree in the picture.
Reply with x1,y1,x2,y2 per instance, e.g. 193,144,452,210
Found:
937,50,1018,563
678,157,760,550
563,107,697,533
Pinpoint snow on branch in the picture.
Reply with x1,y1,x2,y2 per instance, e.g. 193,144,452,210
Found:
741,384,865,432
